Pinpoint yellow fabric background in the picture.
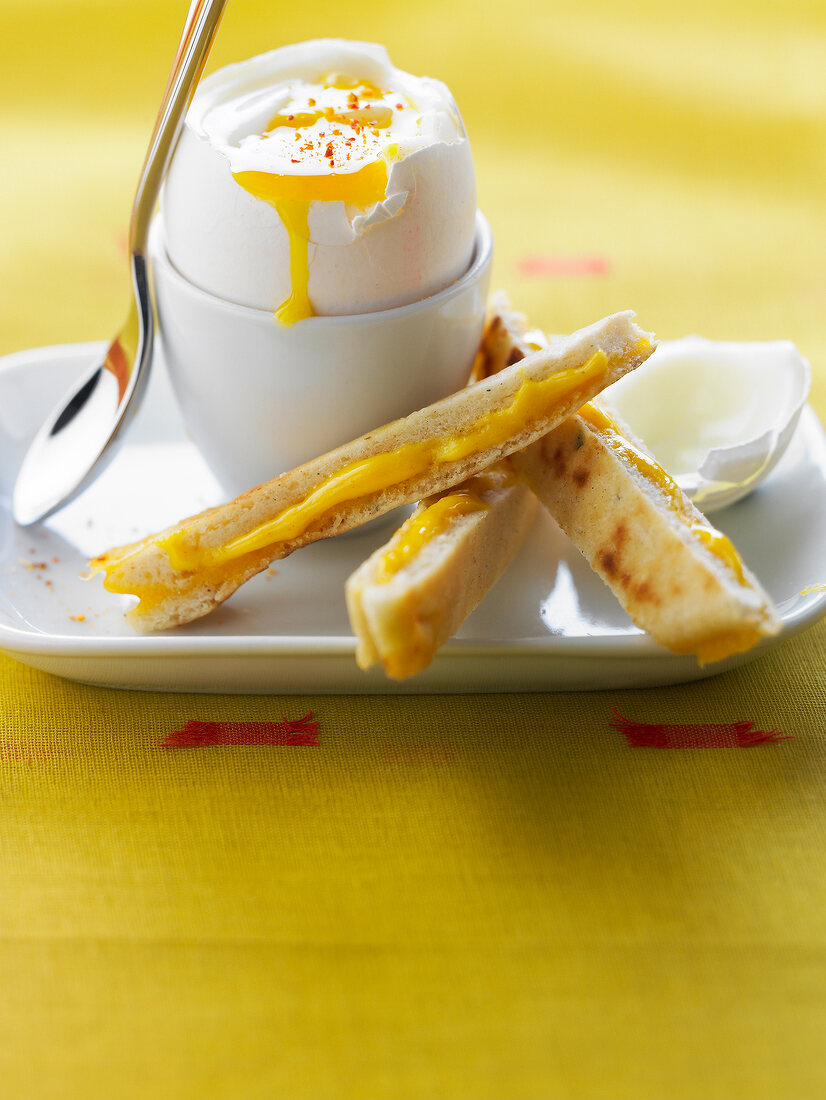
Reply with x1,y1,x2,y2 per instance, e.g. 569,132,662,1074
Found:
2,1,826,1096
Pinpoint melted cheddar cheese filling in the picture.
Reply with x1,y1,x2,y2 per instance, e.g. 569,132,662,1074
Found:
375,468,516,583
232,74,407,325
578,402,748,586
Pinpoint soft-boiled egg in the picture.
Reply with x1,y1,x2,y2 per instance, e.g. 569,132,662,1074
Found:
162,39,477,322
607,335,811,512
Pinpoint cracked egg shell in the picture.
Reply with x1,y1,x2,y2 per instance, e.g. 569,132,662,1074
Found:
161,40,477,317
607,335,811,513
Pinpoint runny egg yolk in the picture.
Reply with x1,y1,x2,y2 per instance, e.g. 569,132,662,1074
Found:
232,75,403,325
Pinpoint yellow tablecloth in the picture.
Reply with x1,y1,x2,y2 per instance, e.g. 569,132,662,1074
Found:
2,2,826,1096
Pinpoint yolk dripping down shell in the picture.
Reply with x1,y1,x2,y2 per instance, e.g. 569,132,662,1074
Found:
232,74,401,325
233,160,389,326
375,468,519,583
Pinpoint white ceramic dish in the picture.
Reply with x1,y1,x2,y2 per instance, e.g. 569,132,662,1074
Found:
2,342,825,694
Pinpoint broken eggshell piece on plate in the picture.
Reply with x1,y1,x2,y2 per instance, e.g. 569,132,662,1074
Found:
607,335,811,513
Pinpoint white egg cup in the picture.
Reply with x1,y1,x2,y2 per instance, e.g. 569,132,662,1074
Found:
149,211,492,496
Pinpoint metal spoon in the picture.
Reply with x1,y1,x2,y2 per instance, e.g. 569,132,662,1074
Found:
12,0,227,526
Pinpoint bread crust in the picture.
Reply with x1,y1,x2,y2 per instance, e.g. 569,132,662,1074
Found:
92,310,654,631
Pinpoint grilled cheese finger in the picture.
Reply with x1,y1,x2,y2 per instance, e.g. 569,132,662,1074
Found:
346,464,536,680
479,296,781,664
91,309,654,632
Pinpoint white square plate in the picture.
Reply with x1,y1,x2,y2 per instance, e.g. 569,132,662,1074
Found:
1,342,825,693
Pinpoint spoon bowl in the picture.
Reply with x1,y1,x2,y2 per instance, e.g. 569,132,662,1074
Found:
12,258,151,526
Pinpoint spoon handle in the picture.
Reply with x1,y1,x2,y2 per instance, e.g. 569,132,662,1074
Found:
130,0,228,254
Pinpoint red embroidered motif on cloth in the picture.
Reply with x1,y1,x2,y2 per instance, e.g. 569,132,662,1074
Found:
517,254,610,277
609,708,790,748
163,713,319,748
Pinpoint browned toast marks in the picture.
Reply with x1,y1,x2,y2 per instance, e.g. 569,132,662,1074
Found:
480,295,780,664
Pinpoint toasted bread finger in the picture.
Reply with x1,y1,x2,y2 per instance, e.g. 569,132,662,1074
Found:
346,463,536,679
91,310,653,631
479,295,781,665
